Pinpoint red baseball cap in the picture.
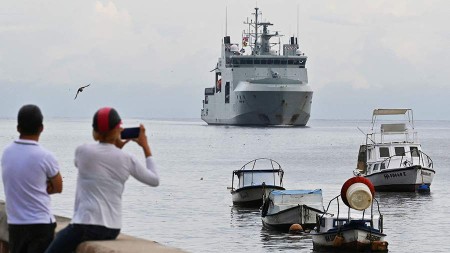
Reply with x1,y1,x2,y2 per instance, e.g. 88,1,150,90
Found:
92,107,122,133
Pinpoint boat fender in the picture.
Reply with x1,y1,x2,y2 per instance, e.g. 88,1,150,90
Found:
289,224,303,234
333,234,344,247
371,240,388,251
418,184,430,193
341,176,375,210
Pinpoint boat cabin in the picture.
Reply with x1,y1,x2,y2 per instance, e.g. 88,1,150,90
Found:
356,143,433,175
233,169,283,189
317,214,383,233
231,158,284,190
316,194,384,234
267,189,323,214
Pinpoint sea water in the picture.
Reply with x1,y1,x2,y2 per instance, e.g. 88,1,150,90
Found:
0,118,449,253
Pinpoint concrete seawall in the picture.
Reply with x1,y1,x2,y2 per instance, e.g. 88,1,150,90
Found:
0,201,186,253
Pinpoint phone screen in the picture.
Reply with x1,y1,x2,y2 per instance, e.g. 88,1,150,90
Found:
121,127,140,139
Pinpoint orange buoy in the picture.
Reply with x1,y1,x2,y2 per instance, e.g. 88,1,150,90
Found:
333,234,344,247
371,240,388,251
289,224,303,234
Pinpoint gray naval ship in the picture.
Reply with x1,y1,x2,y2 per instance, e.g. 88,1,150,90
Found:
201,7,313,126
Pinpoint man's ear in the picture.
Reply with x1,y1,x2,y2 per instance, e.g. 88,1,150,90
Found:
39,125,44,134
17,125,21,133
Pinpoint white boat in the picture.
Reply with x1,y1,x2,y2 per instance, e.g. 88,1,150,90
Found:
201,7,313,126
312,177,388,252
355,109,435,192
312,213,387,252
261,189,324,231
230,158,284,207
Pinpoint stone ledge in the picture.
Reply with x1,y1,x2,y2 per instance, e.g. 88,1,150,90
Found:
1,202,186,253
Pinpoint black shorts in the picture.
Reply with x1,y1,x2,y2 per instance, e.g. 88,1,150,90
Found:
8,223,56,253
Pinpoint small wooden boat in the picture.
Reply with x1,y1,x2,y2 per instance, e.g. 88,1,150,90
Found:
311,177,388,252
230,158,285,208
261,189,324,231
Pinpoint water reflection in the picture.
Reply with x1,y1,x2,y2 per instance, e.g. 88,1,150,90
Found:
376,192,433,215
376,191,433,201
230,206,314,252
230,206,260,228
230,206,260,216
260,227,312,251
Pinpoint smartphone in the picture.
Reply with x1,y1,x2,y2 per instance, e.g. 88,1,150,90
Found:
121,127,140,139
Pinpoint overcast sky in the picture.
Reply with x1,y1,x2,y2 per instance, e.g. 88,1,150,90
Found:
0,0,449,120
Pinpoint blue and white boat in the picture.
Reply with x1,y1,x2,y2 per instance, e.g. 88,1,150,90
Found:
261,189,323,231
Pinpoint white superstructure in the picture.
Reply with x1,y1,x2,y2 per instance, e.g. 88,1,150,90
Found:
201,7,313,126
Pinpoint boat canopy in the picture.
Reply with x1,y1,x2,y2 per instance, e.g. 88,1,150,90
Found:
270,189,322,195
372,109,411,116
236,170,283,188
232,158,284,189
268,189,323,209
372,108,414,133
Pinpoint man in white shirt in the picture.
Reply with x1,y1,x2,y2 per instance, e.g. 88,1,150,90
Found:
1,104,63,253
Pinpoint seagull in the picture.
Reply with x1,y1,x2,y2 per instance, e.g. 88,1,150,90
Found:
74,83,91,100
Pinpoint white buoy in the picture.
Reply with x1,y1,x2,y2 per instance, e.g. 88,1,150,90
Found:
341,176,375,210
346,182,373,210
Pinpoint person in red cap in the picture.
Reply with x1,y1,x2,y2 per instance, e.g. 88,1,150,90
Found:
45,107,160,253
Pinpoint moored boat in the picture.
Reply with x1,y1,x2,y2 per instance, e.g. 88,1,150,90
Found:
261,189,324,231
230,158,284,208
355,109,435,192
311,177,388,252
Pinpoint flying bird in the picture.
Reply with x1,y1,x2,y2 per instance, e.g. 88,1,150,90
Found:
74,83,91,100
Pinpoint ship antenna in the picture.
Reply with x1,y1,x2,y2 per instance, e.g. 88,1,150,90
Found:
225,6,228,36
255,7,259,53
297,5,299,39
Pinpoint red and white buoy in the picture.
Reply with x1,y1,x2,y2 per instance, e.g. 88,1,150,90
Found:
340,176,375,210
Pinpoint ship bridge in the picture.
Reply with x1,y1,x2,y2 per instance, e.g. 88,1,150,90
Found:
226,56,307,68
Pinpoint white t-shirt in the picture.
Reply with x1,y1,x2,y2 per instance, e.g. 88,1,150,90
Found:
72,143,159,229
1,139,60,224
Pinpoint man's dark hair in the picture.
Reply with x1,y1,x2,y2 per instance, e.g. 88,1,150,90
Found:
17,104,43,135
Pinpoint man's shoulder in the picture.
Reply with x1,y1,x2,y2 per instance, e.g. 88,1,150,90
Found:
76,142,96,151
2,141,15,151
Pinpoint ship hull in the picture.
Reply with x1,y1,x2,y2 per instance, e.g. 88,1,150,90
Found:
201,88,312,126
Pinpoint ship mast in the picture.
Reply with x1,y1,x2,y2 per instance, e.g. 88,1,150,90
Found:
243,7,279,56
254,7,259,53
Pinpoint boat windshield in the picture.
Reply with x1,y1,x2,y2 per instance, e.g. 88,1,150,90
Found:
237,171,282,188
270,189,323,208
232,158,284,189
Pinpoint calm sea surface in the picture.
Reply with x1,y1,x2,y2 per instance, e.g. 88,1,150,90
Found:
0,118,449,253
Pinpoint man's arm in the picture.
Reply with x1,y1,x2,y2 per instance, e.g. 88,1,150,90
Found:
47,172,63,194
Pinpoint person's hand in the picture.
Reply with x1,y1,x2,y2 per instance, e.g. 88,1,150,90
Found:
47,172,63,194
115,134,130,149
134,124,152,157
